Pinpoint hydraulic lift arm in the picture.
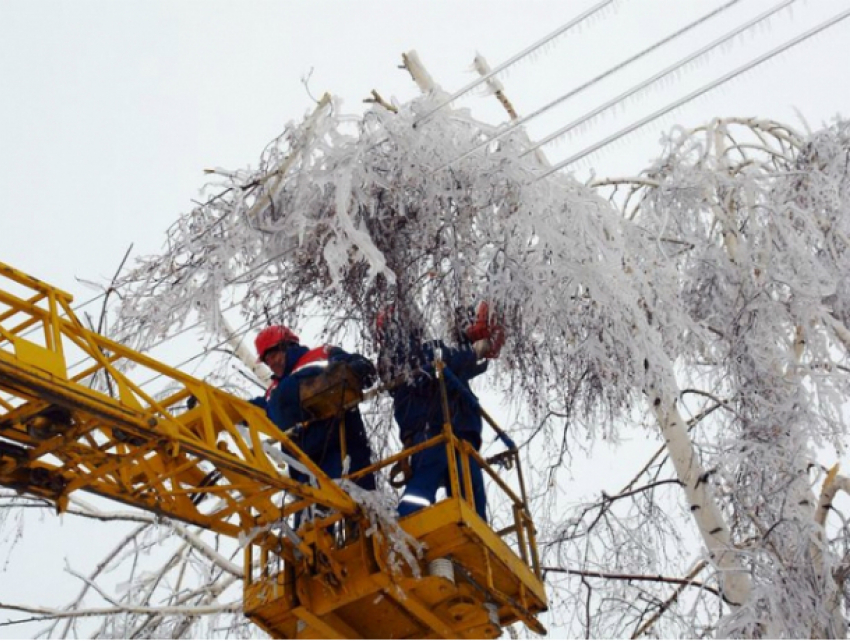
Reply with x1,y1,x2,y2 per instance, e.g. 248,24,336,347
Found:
0,261,548,639
0,262,355,551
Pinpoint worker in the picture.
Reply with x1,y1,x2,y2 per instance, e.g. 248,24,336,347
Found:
376,304,505,521
254,325,377,493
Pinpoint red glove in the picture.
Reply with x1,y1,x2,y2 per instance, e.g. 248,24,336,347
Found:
464,301,490,342
465,302,506,358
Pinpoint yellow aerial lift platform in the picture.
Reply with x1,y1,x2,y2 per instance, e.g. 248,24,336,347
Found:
0,261,547,639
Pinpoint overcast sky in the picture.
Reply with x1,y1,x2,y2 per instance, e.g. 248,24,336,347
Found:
2,0,850,637
4,0,850,294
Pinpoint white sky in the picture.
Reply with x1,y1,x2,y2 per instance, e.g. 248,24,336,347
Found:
2,0,850,637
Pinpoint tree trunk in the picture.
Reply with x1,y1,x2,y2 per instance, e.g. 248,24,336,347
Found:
647,384,752,606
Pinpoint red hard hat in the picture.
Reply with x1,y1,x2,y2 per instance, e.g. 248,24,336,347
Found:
255,325,299,361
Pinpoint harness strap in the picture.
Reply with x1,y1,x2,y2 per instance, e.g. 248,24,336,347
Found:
291,345,332,375
264,345,331,400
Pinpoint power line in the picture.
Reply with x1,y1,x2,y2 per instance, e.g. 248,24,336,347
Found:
57,208,275,322
64,297,242,377
412,0,619,128
522,0,797,159
17,244,280,356
33,2,798,380
431,0,744,175
30,0,841,380
19,1,620,345
535,5,850,180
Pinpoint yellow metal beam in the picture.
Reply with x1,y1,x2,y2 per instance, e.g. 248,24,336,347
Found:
0,261,358,542
292,606,355,639
0,261,549,640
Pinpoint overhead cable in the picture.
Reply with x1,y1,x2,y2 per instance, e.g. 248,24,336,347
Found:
65,297,243,378
523,0,797,159
432,0,744,174
412,0,618,128
34,1,632,330
534,6,850,180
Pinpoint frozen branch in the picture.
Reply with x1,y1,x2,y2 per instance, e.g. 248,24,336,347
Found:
165,520,243,578
0,601,239,620
542,565,721,599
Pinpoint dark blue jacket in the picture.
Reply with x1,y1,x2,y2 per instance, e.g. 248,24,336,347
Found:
265,344,374,468
387,339,487,447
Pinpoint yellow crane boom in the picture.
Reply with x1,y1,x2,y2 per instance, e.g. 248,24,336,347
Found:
0,261,547,638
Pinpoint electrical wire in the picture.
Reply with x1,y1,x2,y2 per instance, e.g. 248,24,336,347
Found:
10,1,627,351
412,0,618,128
14,260,269,379
18,0,842,383
6,0,788,327
534,5,850,180
62,215,273,320
522,0,797,159
65,296,245,377
430,0,744,175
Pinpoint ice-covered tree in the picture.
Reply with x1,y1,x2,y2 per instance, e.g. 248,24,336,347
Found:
3,62,850,639
575,117,850,637
108,81,751,635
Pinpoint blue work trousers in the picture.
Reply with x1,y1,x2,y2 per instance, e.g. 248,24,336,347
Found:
398,430,487,521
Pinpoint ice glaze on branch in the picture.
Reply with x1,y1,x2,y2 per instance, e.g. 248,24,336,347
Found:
114,90,682,426
104,70,850,636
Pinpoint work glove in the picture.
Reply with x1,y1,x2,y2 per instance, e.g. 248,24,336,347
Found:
349,356,377,389
462,302,488,343
466,301,506,358
472,339,492,360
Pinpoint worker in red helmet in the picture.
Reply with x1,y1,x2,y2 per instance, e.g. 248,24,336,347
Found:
253,325,301,406
253,324,377,494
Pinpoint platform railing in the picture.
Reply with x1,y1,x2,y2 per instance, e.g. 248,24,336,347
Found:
344,358,541,580
243,356,541,586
